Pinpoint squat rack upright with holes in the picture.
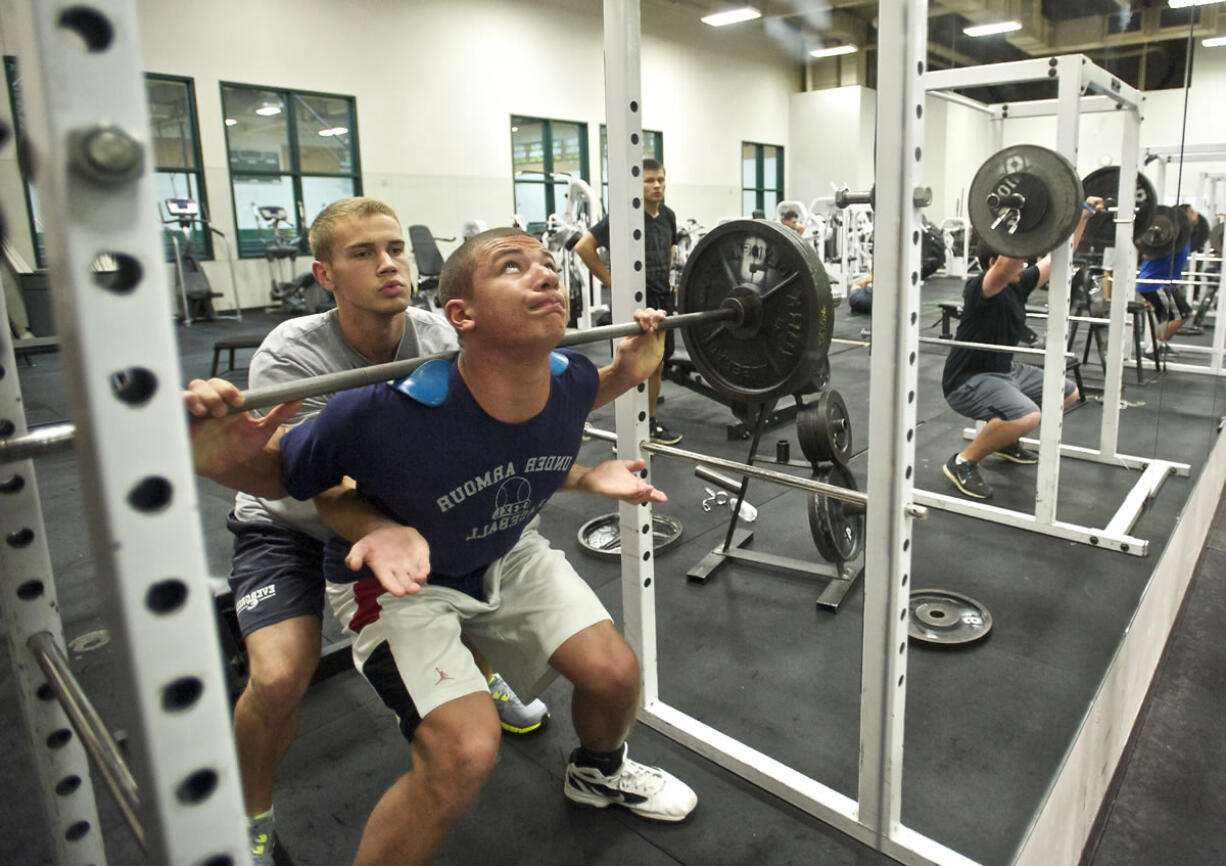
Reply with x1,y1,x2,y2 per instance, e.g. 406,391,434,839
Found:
0,1,248,863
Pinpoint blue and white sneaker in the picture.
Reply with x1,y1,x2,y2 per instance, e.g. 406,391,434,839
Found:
564,745,697,822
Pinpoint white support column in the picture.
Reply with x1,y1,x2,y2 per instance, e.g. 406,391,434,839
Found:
602,0,657,703
1033,57,1082,525
0,295,107,864
858,0,925,844
9,1,248,862
1099,107,1141,458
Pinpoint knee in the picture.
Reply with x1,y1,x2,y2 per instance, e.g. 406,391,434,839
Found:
577,638,641,706
418,720,500,807
1064,388,1080,409
1015,411,1041,435
245,653,317,713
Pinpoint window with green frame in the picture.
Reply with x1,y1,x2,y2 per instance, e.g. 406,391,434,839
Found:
510,115,588,233
148,74,212,261
3,59,212,267
600,125,664,210
742,142,784,217
221,84,361,258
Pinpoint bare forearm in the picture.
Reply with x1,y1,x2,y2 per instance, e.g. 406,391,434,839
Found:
313,483,400,542
201,442,287,498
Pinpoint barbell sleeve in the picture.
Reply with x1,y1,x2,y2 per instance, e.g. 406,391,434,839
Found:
235,307,738,414
0,421,77,464
986,192,1026,210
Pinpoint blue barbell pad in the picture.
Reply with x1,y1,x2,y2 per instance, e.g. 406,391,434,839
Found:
390,358,451,406
390,351,569,406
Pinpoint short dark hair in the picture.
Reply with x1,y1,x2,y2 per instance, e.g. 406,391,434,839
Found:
438,226,537,304
643,158,663,173
779,206,802,221
970,230,997,272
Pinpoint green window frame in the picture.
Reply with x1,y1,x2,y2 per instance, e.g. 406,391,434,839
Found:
148,73,212,261
4,59,212,267
600,125,664,211
221,83,362,258
510,115,589,234
742,141,784,217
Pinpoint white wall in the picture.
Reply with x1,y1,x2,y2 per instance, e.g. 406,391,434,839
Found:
0,0,796,311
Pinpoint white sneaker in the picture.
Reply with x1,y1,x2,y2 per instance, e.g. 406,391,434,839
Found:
564,745,697,822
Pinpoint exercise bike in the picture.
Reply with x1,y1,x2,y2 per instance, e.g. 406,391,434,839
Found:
251,204,325,315
161,197,242,326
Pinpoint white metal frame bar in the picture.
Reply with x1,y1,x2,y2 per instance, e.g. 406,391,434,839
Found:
1,287,107,864
9,1,248,862
918,53,1168,556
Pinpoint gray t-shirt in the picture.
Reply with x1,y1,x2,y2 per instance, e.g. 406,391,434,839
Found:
232,306,459,539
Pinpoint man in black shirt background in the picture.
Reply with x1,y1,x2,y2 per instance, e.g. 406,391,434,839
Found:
575,158,683,444
941,196,1101,499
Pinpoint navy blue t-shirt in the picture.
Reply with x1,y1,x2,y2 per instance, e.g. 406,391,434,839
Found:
279,349,599,596
942,265,1041,395
590,204,678,298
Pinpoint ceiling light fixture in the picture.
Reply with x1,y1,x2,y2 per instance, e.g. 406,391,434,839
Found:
255,102,282,116
1169,0,1226,9
963,20,1023,37
318,126,349,137
809,44,857,59
1204,35,1226,46
224,118,237,127
701,6,761,27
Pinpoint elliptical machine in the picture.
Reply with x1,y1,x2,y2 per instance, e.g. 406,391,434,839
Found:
161,197,242,325
251,204,322,315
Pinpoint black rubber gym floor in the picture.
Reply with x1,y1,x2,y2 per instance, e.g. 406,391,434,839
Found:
3,279,1224,865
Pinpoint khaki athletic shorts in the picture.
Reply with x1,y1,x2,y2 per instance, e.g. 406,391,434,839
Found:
327,518,610,738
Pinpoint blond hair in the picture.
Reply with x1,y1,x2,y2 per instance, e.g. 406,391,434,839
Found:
308,197,399,263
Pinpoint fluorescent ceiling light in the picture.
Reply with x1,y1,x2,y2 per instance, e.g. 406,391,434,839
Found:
809,44,857,58
1205,35,1226,46
701,6,761,27
318,127,349,137
224,117,236,126
255,103,282,116
1169,1,1226,8
964,20,1023,37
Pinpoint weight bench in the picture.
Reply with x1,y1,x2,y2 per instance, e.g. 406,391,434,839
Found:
210,335,264,377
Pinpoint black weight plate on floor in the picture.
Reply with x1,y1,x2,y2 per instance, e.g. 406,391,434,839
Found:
577,512,684,559
806,462,864,564
1080,166,1157,248
678,219,833,404
908,588,994,646
968,144,1084,259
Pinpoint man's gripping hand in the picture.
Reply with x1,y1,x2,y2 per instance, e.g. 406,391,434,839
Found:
345,525,431,597
183,378,299,482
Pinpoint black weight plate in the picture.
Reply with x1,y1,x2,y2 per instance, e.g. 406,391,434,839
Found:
908,589,993,646
577,512,684,559
1138,205,1191,259
678,219,834,404
807,462,864,564
814,388,852,466
968,144,1084,260
796,405,827,465
1079,166,1157,248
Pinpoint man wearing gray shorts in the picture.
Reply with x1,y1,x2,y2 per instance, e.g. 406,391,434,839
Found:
941,197,1100,499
